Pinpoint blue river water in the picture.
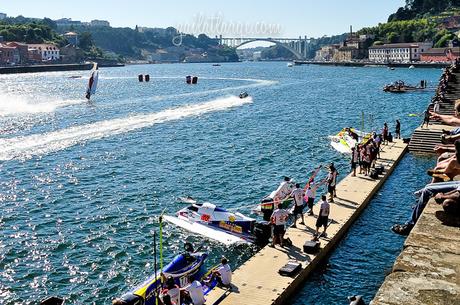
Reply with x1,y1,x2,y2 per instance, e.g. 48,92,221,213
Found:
0,62,438,304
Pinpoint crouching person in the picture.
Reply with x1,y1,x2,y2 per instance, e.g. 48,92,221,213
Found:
205,257,232,288
182,277,206,305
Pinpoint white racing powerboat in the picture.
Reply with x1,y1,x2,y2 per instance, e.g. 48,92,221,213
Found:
164,202,271,246
329,128,371,154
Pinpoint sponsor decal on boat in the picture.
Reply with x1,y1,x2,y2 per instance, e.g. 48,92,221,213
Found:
219,221,243,234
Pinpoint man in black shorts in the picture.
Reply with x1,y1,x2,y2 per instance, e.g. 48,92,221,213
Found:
315,195,330,237
289,183,305,228
270,203,289,247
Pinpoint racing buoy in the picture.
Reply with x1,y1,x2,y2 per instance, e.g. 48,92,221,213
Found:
186,75,192,84
145,74,150,82
138,74,144,82
192,76,198,84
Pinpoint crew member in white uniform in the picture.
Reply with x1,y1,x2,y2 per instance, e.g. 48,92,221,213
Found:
184,280,206,305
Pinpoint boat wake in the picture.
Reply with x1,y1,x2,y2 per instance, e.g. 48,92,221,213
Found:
151,78,276,101
0,93,83,117
0,95,252,161
97,76,276,101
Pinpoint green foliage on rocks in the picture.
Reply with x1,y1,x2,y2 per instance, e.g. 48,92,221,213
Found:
0,17,65,45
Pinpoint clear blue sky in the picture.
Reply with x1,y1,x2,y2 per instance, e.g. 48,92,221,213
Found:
1,0,406,37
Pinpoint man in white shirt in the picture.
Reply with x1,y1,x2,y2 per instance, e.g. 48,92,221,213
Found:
304,177,327,216
315,195,330,237
208,257,232,287
290,183,305,228
270,203,290,247
184,280,206,305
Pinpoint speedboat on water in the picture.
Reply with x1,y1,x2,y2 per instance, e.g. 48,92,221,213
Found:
164,202,271,246
287,62,294,67
239,91,249,99
115,244,209,305
383,80,418,93
329,128,371,154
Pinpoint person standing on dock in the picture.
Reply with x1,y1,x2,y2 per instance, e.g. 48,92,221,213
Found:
304,177,328,216
395,119,401,139
351,145,359,177
326,163,338,202
290,183,305,228
315,195,330,238
270,203,289,247
382,122,389,144
422,107,430,129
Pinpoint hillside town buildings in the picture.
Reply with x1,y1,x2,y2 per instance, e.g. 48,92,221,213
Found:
368,42,432,62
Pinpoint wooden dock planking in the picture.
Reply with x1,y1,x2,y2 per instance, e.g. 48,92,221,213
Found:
206,140,408,305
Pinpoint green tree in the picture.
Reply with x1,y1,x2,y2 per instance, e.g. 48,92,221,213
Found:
42,18,57,30
387,32,400,43
435,33,454,47
78,32,94,50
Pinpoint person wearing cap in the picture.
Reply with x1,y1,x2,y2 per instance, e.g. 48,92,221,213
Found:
270,203,290,247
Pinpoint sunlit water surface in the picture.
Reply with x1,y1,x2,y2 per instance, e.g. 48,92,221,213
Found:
0,62,437,304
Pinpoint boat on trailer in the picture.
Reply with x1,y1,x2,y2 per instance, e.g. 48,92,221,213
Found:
164,202,271,246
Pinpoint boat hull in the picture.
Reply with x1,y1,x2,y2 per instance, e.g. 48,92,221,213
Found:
164,215,251,245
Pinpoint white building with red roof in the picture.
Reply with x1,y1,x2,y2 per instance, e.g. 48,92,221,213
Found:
28,44,60,61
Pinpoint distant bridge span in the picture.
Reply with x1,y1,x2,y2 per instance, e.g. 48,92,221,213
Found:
217,36,310,60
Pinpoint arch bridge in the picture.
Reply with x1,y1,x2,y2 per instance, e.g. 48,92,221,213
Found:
217,36,310,60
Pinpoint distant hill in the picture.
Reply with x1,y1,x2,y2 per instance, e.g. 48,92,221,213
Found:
55,25,238,62
359,1,460,48
0,16,239,63
388,0,460,22
260,33,348,60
